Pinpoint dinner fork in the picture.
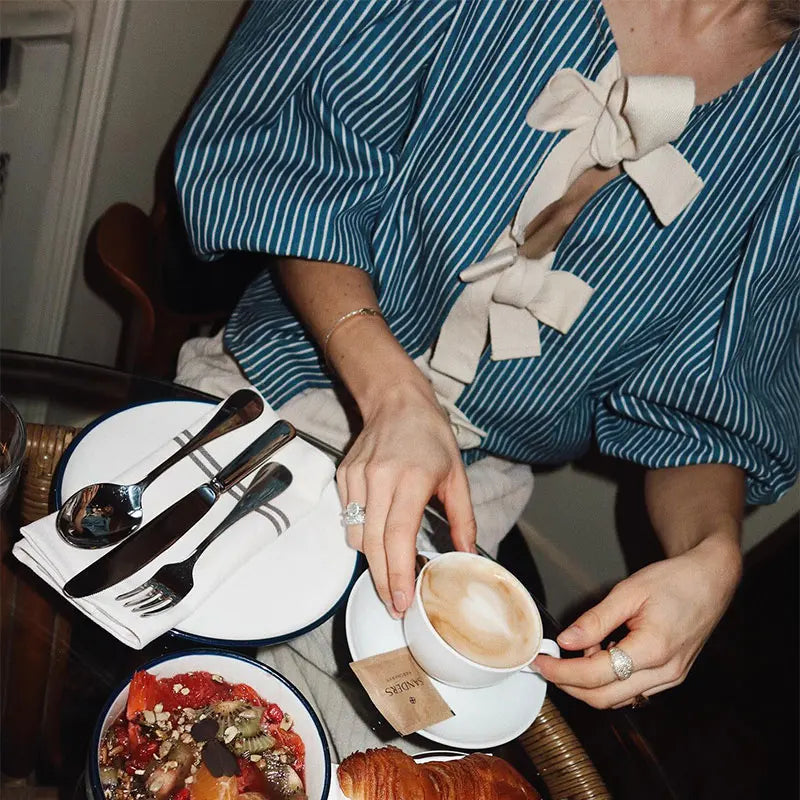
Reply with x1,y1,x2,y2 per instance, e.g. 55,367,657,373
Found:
116,461,292,616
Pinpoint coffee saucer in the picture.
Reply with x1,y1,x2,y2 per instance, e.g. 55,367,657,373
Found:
345,554,555,750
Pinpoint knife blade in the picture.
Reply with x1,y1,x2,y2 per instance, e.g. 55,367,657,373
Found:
64,419,296,598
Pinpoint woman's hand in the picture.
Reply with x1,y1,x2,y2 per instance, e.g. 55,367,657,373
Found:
337,378,477,618
276,256,477,619
532,532,742,707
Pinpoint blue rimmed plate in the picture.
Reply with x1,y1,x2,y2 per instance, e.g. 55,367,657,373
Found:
56,399,360,647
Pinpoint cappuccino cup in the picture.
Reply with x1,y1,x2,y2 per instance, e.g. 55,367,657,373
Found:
403,552,559,689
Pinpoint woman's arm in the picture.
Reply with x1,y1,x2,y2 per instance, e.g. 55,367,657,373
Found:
646,463,744,573
278,258,477,617
532,463,744,708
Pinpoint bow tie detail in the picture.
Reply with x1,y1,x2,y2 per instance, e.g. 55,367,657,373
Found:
430,245,593,384
427,56,705,438
513,60,703,237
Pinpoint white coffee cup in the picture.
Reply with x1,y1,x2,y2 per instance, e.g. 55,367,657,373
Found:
403,552,559,689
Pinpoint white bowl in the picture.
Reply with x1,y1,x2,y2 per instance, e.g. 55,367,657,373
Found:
86,649,331,799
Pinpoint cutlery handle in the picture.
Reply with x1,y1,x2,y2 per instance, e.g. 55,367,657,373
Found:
212,420,296,494
187,462,293,564
141,389,264,490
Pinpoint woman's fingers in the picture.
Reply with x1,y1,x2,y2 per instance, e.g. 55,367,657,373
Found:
361,466,396,616
556,584,642,651
340,461,367,552
382,478,431,616
441,465,477,553
534,628,664,690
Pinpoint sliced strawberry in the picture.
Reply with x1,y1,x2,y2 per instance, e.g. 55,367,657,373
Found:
169,672,229,707
236,758,268,794
231,682,267,706
267,724,305,779
263,703,284,725
127,670,162,720
127,721,145,749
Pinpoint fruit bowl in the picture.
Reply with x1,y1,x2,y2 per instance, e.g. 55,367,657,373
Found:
87,650,331,800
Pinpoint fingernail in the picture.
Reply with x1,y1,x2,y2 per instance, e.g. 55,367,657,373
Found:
528,663,541,675
392,590,408,614
558,625,582,646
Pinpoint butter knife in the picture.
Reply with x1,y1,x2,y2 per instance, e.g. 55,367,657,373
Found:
64,419,296,598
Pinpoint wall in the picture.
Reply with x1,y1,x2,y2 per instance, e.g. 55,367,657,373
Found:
58,0,244,366
519,463,799,622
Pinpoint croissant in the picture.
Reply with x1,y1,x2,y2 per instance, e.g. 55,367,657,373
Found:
338,746,541,800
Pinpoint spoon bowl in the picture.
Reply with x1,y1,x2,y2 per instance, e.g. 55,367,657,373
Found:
58,483,146,548
56,388,264,548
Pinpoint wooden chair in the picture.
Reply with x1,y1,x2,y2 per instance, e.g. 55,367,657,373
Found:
84,133,263,379
84,1,260,380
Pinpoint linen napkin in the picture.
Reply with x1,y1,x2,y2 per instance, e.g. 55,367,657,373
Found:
13,391,336,649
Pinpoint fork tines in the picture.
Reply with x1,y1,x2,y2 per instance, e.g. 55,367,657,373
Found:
115,582,178,616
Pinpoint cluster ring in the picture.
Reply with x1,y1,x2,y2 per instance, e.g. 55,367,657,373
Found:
608,646,634,681
343,501,367,526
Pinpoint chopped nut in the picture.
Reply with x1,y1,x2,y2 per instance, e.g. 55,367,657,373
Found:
279,713,293,731
211,674,224,683
156,711,170,722
108,745,124,757
181,733,193,744
134,770,145,776
250,754,261,762
142,710,156,725
172,683,183,693
184,777,194,785
183,708,196,720
180,687,190,696
154,703,164,713
171,730,180,740
223,725,239,744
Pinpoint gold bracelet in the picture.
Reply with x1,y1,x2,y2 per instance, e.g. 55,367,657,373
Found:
322,307,384,367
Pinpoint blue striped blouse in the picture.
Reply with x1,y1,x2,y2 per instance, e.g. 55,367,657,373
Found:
175,0,800,505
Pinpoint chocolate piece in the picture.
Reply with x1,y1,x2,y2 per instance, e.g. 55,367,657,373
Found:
191,717,218,742
202,739,240,778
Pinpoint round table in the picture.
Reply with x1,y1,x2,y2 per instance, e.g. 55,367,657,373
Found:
0,349,678,800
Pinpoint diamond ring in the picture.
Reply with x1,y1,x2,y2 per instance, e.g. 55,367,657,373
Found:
608,646,634,681
343,501,366,526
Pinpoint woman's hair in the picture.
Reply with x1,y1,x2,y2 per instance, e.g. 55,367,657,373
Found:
768,0,800,38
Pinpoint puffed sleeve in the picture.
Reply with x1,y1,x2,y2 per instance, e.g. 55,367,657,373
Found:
175,0,454,271
595,156,800,505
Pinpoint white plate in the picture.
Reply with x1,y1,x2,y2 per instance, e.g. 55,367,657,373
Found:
328,751,467,799
345,554,551,750
56,399,360,646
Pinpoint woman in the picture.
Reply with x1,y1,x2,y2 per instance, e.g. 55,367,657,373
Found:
174,0,798,719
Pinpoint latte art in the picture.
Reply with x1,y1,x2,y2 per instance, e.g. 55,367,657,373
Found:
420,557,541,669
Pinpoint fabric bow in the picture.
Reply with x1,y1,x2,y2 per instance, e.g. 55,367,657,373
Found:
430,56,703,389
515,57,703,237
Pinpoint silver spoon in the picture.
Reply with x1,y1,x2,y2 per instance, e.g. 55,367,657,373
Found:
56,388,264,548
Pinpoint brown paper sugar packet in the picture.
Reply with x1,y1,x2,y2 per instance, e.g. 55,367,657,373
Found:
350,647,454,736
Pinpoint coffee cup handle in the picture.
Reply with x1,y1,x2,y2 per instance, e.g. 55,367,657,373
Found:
538,638,561,660
521,639,560,677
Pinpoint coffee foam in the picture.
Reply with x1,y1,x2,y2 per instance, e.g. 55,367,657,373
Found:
420,556,541,669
